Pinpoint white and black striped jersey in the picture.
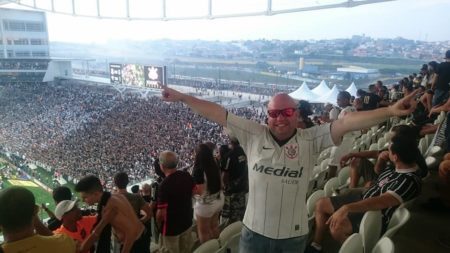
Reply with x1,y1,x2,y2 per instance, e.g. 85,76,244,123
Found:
226,113,334,239
363,166,421,228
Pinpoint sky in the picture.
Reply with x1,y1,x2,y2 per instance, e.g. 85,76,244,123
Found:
4,0,450,43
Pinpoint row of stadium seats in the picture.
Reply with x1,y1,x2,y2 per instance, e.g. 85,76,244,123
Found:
193,221,242,253
305,112,447,253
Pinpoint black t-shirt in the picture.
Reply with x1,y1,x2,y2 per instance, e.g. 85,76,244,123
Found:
363,166,421,231
436,62,450,91
412,102,431,126
192,165,221,195
361,93,381,111
157,170,193,236
223,146,249,193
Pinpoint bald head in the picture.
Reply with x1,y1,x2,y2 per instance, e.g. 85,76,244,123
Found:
268,93,297,110
266,93,299,142
159,151,179,170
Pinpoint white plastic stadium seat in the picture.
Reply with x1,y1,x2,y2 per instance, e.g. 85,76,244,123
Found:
312,165,321,178
338,166,351,186
220,233,240,253
307,189,325,230
339,233,364,253
426,145,443,158
359,211,382,253
425,156,437,169
315,169,329,189
377,137,386,150
382,207,410,238
371,237,395,253
418,138,428,155
317,147,332,164
324,177,340,197
369,143,378,151
320,158,331,172
307,189,325,218
193,239,221,253
307,179,317,197
424,134,434,149
219,221,242,247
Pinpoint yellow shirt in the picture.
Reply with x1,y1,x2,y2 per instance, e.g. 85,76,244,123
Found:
2,234,76,253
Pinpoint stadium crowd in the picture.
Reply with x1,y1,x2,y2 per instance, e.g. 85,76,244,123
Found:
0,81,264,189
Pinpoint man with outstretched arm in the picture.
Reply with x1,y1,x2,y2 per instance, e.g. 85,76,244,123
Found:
161,86,418,253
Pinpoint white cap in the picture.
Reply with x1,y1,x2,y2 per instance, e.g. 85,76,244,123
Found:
54,200,77,220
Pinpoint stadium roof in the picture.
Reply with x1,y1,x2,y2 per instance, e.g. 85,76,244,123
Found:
1,0,396,21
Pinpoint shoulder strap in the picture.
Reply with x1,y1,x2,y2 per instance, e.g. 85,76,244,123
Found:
94,191,112,253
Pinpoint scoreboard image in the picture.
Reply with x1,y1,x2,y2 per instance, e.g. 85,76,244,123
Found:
109,63,122,84
122,64,145,87
109,63,166,89
144,66,166,88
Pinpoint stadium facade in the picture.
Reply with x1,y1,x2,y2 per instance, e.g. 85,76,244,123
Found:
0,7,50,82
0,7,49,58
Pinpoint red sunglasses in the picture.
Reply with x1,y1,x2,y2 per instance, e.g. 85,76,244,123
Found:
267,108,296,118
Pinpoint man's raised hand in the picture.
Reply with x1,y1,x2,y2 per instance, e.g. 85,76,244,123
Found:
161,86,184,102
388,89,419,117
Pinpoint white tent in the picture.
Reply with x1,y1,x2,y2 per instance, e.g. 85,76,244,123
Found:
289,82,319,102
312,80,331,95
346,82,358,97
318,84,340,105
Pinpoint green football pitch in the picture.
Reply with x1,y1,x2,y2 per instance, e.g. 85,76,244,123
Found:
3,179,56,220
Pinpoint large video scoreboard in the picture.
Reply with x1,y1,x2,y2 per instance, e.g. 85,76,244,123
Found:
109,63,166,88
109,63,122,84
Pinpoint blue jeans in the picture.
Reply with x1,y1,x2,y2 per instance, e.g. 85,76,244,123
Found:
239,226,308,253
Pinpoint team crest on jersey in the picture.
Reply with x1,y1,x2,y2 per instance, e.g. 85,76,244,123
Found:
285,144,298,159
378,177,389,187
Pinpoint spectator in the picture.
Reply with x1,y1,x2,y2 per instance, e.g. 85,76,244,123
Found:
0,187,76,252
328,91,360,178
75,175,144,253
341,124,428,189
43,186,73,231
325,103,340,122
54,200,97,253
297,100,315,129
141,183,152,203
357,89,381,111
432,50,450,106
161,85,418,253
306,135,422,252
192,144,224,243
140,182,155,247
156,151,194,253
221,137,248,226
113,172,152,253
